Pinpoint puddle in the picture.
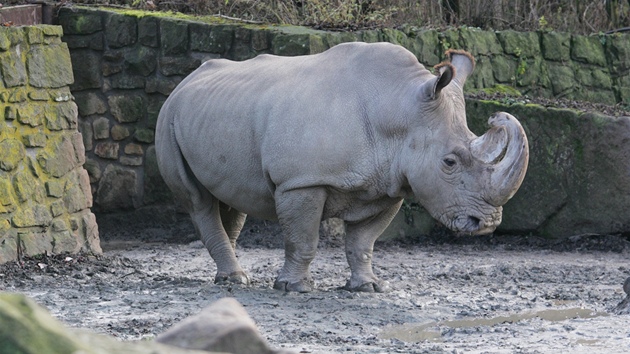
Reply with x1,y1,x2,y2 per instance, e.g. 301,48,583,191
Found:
380,308,608,342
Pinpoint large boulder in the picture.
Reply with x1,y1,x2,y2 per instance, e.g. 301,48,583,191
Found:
0,292,212,354
157,297,290,354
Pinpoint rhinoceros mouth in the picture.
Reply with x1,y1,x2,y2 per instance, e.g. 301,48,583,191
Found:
445,211,501,235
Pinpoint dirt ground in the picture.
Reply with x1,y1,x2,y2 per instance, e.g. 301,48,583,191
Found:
2,217,630,354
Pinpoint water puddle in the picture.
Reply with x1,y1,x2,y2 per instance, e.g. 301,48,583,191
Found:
380,308,608,342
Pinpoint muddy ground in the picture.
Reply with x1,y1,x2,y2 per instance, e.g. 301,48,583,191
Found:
2,216,630,354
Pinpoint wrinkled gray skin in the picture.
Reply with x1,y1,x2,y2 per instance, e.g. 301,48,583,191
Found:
155,42,529,293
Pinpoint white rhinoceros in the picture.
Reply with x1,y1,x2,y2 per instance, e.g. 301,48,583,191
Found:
155,42,529,292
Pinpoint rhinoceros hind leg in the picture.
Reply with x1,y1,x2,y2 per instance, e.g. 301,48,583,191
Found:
343,200,402,292
219,202,247,250
273,188,327,292
189,199,249,287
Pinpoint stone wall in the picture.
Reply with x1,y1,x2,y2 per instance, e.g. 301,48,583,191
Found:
54,7,630,239
0,25,101,263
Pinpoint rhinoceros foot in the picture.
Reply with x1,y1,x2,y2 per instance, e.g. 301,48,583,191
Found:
344,279,391,293
273,278,314,293
214,271,249,285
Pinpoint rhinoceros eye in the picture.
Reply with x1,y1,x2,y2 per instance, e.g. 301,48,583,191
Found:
443,158,457,167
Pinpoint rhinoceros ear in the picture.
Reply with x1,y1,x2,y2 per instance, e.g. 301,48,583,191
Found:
422,62,454,100
446,49,475,90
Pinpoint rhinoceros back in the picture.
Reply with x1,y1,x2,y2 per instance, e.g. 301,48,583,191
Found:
156,42,429,219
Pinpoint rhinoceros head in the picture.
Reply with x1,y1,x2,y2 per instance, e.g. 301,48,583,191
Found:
402,50,529,235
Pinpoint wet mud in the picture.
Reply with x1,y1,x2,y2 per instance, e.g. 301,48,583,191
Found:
1,221,629,353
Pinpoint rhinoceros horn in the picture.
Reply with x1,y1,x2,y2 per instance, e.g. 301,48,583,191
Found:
471,112,529,206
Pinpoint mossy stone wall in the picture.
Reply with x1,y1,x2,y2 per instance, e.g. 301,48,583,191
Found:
55,7,630,238
0,25,101,263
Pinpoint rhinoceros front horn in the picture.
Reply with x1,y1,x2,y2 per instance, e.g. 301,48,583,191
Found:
471,112,529,206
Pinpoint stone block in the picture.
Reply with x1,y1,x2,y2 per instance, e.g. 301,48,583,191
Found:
251,30,270,51
92,117,110,140
124,143,144,155
63,33,104,50
50,200,65,217
64,170,92,213
94,142,119,160
547,62,576,95
109,73,146,89
458,27,502,56
571,35,607,66
0,48,27,87
406,29,440,66
45,101,78,131
7,87,27,102
134,128,155,143
73,92,107,117
78,120,93,151
491,56,516,83
145,76,181,95
190,23,234,54
52,230,78,254
143,145,171,204
271,33,311,56
541,32,570,61
22,133,47,148
96,164,137,211
69,50,102,90
46,180,64,198
138,16,159,47
111,124,133,141
146,95,166,128
16,103,44,127
51,219,69,232
27,43,74,88
83,158,102,183
125,46,158,76
12,203,52,228
0,180,15,208
28,90,49,101
159,56,200,76
105,13,137,48
497,30,540,58
120,156,142,166
18,231,53,256
37,135,81,178
160,19,188,55
0,139,25,172
57,9,103,35
0,232,17,264
25,27,44,45
108,94,144,123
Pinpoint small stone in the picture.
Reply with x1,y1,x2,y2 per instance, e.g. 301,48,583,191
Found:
134,129,155,143
92,117,110,140
83,158,102,183
111,124,133,141
94,142,119,160
50,200,65,217
108,95,144,123
52,219,69,232
124,143,143,155
46,180,64,198
120,156,142,166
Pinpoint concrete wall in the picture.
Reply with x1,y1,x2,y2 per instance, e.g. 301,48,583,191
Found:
0,25,101,263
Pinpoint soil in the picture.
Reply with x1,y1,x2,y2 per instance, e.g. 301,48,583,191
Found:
2,217,630,354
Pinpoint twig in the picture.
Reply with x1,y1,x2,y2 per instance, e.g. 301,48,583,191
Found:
212,14,264,24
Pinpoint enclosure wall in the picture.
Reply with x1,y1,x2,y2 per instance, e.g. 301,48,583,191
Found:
0,25,101,263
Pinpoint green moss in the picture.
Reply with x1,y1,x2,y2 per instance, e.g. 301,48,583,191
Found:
478,84,522,96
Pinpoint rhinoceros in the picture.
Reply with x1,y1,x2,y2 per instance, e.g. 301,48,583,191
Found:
155,42,529,293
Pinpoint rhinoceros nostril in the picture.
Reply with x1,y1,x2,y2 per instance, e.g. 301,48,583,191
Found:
468,216,481,229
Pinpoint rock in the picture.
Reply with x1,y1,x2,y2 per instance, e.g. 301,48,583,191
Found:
69,49,102,90
26,43,74,88
96,164,137,211
0,139,25,171
161,19,189,55
0,292,214,354
108,94,145,123
157,297,277,354
105,13,137,48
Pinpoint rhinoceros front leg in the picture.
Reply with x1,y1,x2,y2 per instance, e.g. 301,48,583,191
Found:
344,200,403,292
273,188,327,293
191,199,249,285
